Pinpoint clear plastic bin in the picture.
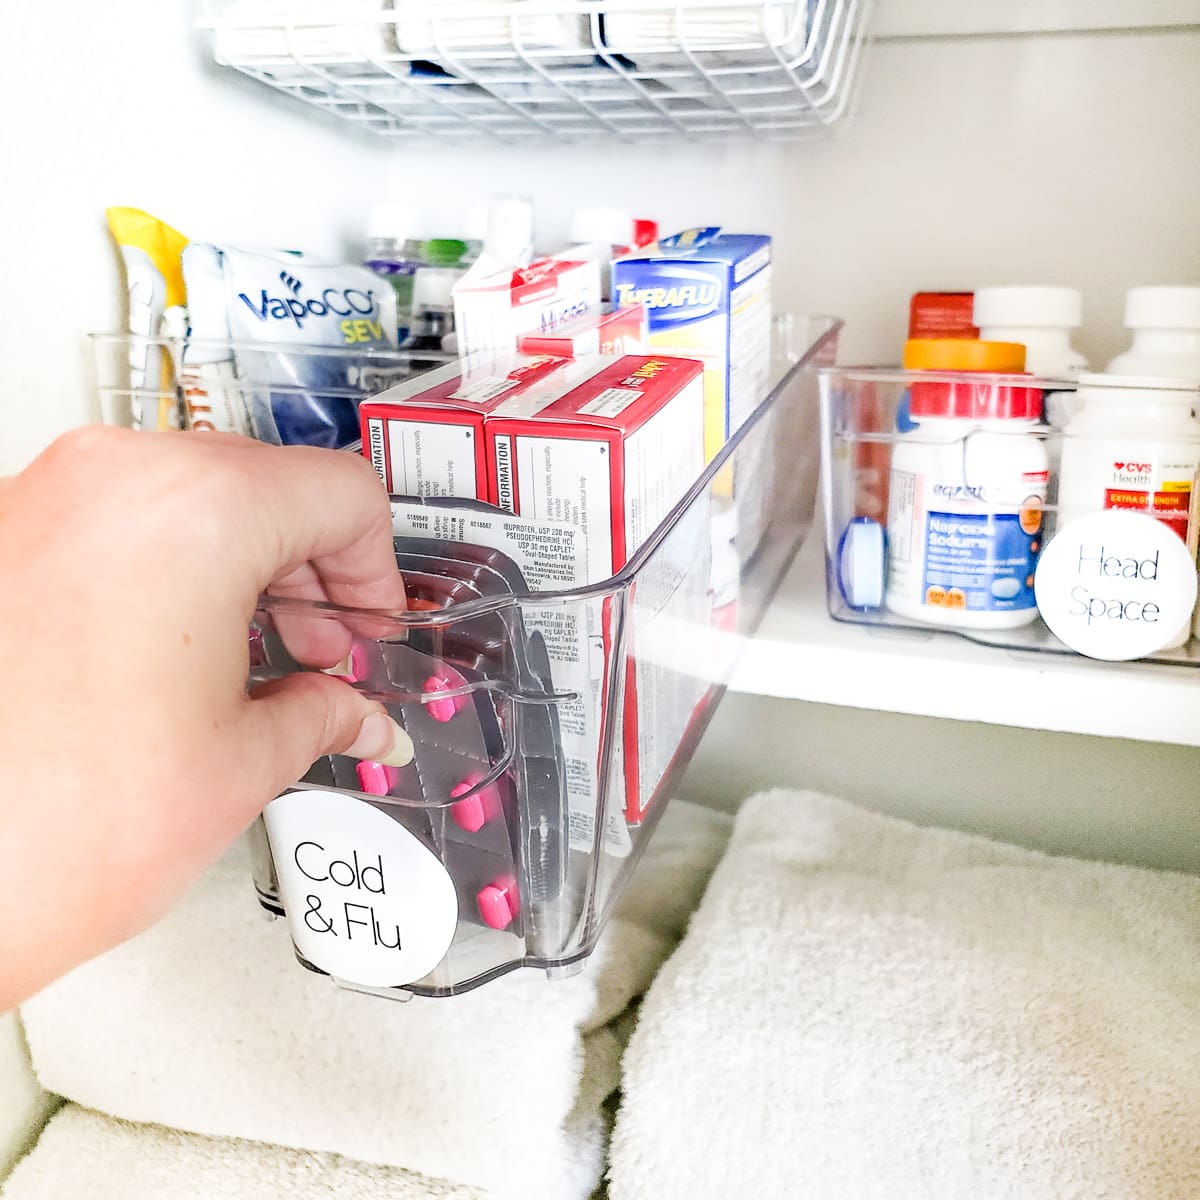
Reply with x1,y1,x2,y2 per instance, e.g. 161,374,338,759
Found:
235,316,839,998
819,366,1200,666
91,334,451,444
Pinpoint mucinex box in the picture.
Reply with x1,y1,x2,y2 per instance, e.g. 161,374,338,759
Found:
359,355,573,500
484,355,707,823
517,303,648,358
485,355,704,578
611,229,772,463
453,252,603,357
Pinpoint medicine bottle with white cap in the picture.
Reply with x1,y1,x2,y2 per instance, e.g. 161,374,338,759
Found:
1107,287,1200,381
974,286,1087,441
974,286,1088,380
364,204,428,342
885,339,1048,630
1057,373,1200,649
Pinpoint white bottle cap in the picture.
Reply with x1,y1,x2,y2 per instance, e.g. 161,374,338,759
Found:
836,518,885,610
973,286,1082,330
366,203,424,241
1124,286,1200,331
411,267,459,311
485,194,534,263
1077,370,1200,393
570,206,635,249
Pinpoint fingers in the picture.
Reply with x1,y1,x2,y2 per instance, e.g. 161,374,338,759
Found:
239,673,414,813
235,445,406,614
263,564,355,668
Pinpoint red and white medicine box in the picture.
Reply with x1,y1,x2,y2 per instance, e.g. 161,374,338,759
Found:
485,355,704,580
517,304,648,358
359,355,573,500
453,253,603,357
908,292,979,339
485,354,706,825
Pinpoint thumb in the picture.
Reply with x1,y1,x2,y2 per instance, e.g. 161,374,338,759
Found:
242,673,415,808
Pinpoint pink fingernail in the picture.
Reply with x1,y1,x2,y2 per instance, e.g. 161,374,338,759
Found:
477,876,519,930
356,760,401,796
449,772,502,833
423,674,466,723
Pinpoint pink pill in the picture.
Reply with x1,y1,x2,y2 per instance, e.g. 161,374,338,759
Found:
423,674,466,723
476,875,519,930
449,773,502,833
356,760,401,796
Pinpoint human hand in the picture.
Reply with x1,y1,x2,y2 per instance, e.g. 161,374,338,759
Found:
0,427,409,1008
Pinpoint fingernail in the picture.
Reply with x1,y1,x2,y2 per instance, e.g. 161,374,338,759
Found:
346,710,414,767
323,653,354,678
323,643,369,683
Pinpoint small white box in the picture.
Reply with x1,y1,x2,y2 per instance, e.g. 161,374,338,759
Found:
453,253,603,358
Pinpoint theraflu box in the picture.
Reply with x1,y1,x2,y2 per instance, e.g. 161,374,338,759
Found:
611,229,771,463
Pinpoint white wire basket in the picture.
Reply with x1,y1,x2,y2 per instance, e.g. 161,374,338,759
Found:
200,0,872,142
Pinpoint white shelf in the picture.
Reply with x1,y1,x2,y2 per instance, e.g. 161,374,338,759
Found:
731,530,1200,748
202,0,872,143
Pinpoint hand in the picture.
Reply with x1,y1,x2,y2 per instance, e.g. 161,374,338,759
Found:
0,427,409,1009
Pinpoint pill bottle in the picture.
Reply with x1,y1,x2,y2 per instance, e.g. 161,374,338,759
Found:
974,286,1088,516
885,339,1048,629
1058,372,1200,649
974,287,1087,381
401,267,460,367
364,203,427,342
1107,287,1200,381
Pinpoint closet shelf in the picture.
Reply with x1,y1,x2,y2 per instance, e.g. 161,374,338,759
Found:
731,531,1200,749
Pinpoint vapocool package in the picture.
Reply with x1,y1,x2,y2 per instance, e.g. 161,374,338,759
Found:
182,244,398,448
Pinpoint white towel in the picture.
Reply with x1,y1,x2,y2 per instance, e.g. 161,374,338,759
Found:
610,790,1200,1200
1,1105,485,1200
22,800,731,1200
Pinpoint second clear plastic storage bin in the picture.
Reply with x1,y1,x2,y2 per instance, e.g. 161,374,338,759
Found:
820,366,1200,666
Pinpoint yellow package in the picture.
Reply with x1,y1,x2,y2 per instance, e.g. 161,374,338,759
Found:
106,207,189,431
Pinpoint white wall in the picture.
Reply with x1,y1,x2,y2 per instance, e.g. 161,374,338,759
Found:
0,2,398,471
1,9,1197,471
680,694,1200,872
382,26,1200,374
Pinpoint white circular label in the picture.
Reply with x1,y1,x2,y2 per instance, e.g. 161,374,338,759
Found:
1034,510,1198,660
263,789,459,988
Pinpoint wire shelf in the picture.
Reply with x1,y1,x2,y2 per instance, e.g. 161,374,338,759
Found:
200,0,872,143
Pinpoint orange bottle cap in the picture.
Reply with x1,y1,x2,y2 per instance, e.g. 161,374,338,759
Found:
903,338,1026,373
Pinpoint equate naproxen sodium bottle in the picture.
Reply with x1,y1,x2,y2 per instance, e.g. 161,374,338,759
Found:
1058,372,1200,649
886,339,1048,629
